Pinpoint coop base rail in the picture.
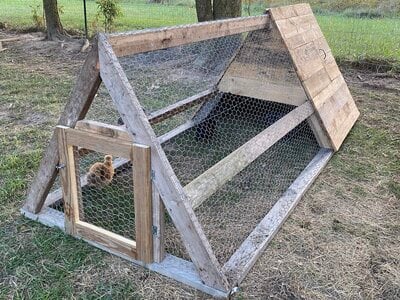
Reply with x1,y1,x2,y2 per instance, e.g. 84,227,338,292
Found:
184,101,315,209
20,206,230,298
222,148,333,284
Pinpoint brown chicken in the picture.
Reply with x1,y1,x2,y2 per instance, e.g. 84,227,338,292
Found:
86,155,115,188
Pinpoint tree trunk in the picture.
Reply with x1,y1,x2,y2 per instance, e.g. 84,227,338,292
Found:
213,0,242,19
43,0,64,40
196,0,213,22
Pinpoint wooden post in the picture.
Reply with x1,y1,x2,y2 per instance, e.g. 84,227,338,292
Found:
152,186,165,263
56,126,80,234
133,144,153,264
98,35,229,290
24,38,102,214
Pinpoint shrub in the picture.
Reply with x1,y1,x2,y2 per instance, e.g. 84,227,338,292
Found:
95,0,122,32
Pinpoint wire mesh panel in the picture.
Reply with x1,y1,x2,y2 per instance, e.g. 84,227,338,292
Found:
114,22,322,266
74,149,136,240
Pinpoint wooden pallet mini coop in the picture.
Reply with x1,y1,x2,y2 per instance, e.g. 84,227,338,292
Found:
22,4,359,298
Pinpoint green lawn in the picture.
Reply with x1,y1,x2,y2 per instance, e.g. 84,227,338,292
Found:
0,0,399,63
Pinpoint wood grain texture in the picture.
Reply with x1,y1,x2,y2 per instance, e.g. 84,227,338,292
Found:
98,34,229,291
184,101,315,209
65,127,132,159
56,126,79,234
133,144,154,263
270,4,359,151
218,76,307,106
152,185,165,263
223,148,333,284
75,221,137,259
24,39,102,214
108,15,269,57
75,120,133,141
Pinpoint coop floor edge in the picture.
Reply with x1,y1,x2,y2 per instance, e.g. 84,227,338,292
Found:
21,148,333,298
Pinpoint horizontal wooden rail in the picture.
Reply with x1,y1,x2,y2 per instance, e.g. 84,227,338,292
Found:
108,15,270,57
184,101,314,209
65,127,132,159
75,120,133,141
223,148,333,284
75,221,137,259
148,88,217,125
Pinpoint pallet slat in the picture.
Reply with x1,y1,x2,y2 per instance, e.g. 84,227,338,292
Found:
75,221,137,259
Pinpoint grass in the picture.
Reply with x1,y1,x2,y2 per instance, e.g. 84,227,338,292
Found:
0,6,400,299
0,0,399,64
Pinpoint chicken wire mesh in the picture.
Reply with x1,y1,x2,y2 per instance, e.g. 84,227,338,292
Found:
113,25,321,263
49,23,323,265
51,147,137,241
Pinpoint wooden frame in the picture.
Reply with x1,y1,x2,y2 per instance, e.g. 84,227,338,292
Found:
108,15,270,57
23,5,359,297
56,125,153,263
24,39,101,214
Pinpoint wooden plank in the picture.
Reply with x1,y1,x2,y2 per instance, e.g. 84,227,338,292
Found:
218,76,307,106
0,37,21,42
75,221,137,259
56,126,80,234
21,207,65,230
271,7,359,151
292,3,313,16
313,75,346,109
21,206,228,298
148,88,216,125
21,204,228,298
65,127,132,159
152,185,165,263
98,35,229,291
302,67,332,98
269,5,297,21
108,15,270,57
133,144,153,263
184,101,315,209
292,42,325,81
223,148,333,284
24,39,102,214
75,120,133,141
43,157,130,208
307,115,332,149
158,121,195,144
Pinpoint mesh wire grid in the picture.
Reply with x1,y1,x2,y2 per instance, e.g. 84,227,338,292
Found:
50,22,322,264
116,24,321,263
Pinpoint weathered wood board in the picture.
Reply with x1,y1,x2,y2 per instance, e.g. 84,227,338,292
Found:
270,3,359,150
218,27,308,106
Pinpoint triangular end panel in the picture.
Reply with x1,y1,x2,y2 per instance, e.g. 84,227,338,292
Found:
270,3,360,151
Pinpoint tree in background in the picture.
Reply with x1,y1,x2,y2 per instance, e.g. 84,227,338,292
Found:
196,0,242,22
43,0,65,40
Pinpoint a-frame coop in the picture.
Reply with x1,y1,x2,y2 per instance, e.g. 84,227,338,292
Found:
22,4,359,298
